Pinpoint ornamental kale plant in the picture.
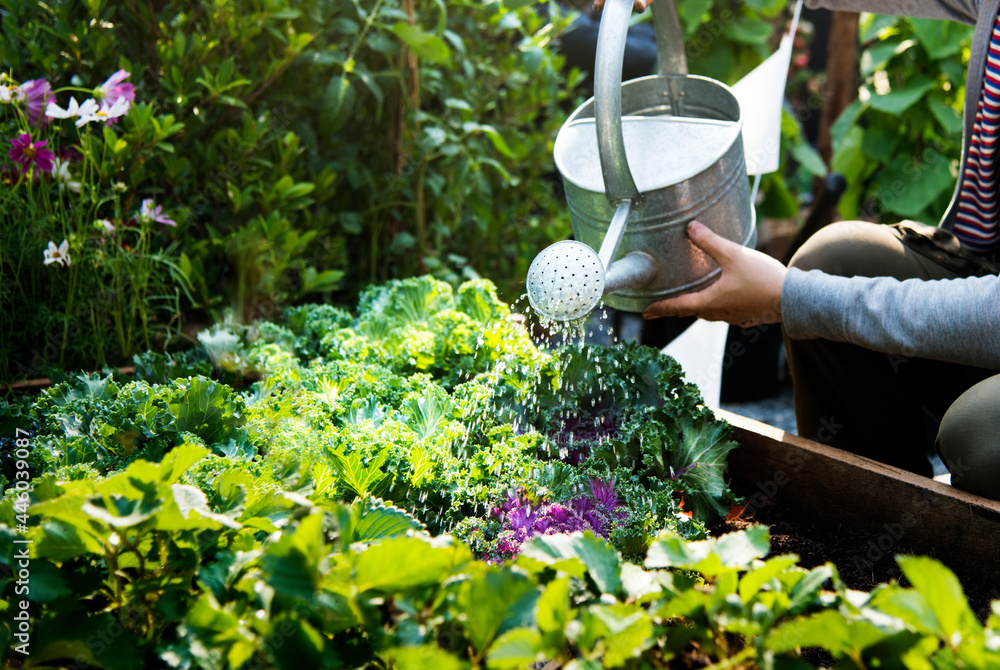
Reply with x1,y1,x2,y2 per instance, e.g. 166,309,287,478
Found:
3,275,1000,668
0,70,191,382
3,276,723,561
489,480,629,562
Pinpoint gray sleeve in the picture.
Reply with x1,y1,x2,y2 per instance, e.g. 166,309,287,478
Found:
782,268,1000,369
804,0,980,23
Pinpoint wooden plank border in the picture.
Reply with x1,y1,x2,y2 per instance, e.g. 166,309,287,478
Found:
717,409,1000,586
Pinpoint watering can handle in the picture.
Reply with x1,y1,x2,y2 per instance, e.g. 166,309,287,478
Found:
594,0,688,204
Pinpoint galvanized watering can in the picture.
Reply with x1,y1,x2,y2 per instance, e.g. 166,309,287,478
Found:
526,0,755,321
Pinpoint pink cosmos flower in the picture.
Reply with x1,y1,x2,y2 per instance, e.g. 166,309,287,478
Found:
8,133,54,174
18,79,53,127
139,198,176,226
97,70,134,124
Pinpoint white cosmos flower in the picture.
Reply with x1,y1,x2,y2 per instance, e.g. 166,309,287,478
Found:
0,85,12,104
46,96,85,119
51,159,81,193
75,96,130,127
43,239,71,267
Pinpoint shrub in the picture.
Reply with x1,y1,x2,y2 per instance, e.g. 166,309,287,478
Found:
1,0,582,324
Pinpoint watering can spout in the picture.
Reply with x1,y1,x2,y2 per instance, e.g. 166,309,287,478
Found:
604,251,659,296
598,201,659,296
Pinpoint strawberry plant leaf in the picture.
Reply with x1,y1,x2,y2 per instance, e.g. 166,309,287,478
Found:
519,532,621,595
352,498,424,542
456,566,539,653
895,555,980,642
353,535,470,593
487,628,543,669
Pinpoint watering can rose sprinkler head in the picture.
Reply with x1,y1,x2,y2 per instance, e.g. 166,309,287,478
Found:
527,200,659,322
526,240,606,322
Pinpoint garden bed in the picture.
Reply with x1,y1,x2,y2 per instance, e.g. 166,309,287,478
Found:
720,409,1000,610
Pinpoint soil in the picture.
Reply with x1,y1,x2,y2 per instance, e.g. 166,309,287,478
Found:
724,500,999,623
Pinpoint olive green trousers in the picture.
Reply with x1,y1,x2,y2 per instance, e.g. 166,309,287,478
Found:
783,220,1000,499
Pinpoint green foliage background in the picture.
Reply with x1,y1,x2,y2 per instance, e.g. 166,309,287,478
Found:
831,14,972,224
0,0,825,380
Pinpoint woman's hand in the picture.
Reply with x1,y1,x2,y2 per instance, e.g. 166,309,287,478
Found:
593,0,654,14
643,221,787,327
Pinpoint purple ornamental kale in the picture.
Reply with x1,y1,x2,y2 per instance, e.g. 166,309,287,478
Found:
588,478,620,511
487,479,626,561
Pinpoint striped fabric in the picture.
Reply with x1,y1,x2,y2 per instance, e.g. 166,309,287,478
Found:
953,17,1000,253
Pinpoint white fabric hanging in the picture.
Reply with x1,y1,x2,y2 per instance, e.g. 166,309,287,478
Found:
732,0,805,179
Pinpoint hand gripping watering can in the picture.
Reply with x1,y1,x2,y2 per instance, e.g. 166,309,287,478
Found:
526,0,755,321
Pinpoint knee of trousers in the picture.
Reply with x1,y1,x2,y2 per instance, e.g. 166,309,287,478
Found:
937,374,1000,500
788,220,898,276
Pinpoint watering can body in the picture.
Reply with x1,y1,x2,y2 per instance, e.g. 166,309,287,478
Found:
552,0,755,313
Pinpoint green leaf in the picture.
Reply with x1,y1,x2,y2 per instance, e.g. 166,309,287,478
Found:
536,576,574,634
723,16,772,44
646,527,769,577
677,0,712,38
384,645,468,670
861,125,901,162
519,532,621,595
487,628,542,668
81,492,161,528
456,566,538,653
402,388,451,440
790,141,828,177
29,612,143,670
831,126,867,187
590,605,653,667
928,95,963,136
477,124,513,158
31,519,103,561
909,18,965,60
329,449,387,498
392,23,451,62
322,75,355,134
860,13,899,42
24,560,71,602
875,153,955,218
619,562,662,602
759,173,798,219
739,554,799,602
352,498,425,542
875,585,944,637
158,483,242,530
670,416,738,519
788,564,833,613
896,555,979,642
260,513,325,599
715,526,771,566
267,616,325,670
830,99,865,154
353,535,469,592
861,39,909,77
766,610,852,654
868,76,935,115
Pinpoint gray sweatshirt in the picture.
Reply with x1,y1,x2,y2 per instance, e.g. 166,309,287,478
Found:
781,0,1000,368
